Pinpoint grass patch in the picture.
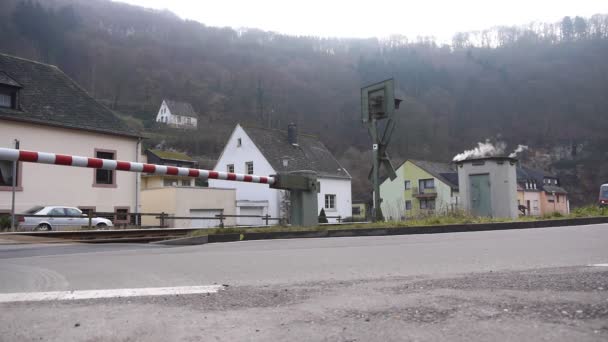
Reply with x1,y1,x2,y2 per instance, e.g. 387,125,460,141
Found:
189,206,608,238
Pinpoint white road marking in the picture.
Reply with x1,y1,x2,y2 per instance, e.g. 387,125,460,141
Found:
588,263,608,267
0,285,225,303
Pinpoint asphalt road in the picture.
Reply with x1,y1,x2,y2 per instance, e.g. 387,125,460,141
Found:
1,223,608,341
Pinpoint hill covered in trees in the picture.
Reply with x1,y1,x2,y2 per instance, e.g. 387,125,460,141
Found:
1,0,607,205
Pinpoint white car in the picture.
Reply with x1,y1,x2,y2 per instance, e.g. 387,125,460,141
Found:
19,206,114,231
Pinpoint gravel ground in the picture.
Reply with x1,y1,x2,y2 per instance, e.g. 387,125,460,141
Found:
2,266,607,341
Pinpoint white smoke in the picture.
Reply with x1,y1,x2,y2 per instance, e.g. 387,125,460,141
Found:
452,139,506,162
453,140,529,162
508,144,528,158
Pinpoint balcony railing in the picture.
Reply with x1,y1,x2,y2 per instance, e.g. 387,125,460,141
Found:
412,186,437,198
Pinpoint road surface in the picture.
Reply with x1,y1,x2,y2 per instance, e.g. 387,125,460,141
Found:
1,223,607,341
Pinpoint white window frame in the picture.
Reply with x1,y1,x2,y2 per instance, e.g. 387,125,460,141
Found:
245,161,254,175
227,164,235,173
237,138,242,147
405,200,412,210
404,180,411,190
325,194,336,210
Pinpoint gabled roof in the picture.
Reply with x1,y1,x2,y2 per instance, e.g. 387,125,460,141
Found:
148,149,193,162
517,166,567,194
409,159,459,190
0,53,139,138
0,71,21,88
241,125,351,179
164,100,198,118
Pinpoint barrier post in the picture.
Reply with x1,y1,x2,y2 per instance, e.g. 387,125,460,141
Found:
88,211,93,229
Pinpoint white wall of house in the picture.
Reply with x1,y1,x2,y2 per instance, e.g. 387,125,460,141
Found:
318,177,352,222
155,100,198,128
210,124,352,224
0,119,140,215
141,187,236,228
209,125,280,224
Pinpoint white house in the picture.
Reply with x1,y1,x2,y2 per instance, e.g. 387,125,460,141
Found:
209,124,352,225
155,99,198,129
0,53,141,226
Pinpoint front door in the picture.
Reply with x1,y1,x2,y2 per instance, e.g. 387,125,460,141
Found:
470,174,492,217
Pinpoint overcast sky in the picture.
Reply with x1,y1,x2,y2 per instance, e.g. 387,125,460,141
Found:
115,0,608,42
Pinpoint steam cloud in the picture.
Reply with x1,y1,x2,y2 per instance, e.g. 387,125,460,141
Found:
452,140,528,162
508,144,528,158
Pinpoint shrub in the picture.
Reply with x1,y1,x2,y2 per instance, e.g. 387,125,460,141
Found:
0,215,11,231
318,208,328,223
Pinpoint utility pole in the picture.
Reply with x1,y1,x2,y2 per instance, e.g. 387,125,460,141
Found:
361,79,401,222
11,139,19,231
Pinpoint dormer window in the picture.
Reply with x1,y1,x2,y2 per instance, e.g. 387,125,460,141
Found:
0,93,11,108
0,71,21,110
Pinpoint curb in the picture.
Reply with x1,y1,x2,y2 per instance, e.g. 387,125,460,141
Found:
201,216,608,244
153,235,209,246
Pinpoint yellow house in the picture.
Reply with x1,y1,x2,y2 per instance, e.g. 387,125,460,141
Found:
379,160,459,220
140,149,237,228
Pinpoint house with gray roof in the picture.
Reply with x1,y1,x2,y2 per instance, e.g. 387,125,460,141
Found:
156,99,198,129
0,53,141,224
516,165,569,216
209,123,352,225
379,159,460,220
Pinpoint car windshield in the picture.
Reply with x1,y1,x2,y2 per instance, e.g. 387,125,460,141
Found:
24,206,44,214
602,185,608,198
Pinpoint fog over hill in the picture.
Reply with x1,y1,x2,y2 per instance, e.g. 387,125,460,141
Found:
1,0,607,204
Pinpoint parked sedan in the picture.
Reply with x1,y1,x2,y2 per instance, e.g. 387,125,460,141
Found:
19,206,114,231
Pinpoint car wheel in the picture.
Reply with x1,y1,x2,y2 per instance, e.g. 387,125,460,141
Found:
96,223,108,230
35,223,51,231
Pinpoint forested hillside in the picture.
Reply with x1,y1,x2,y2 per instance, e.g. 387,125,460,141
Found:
1,0,607,205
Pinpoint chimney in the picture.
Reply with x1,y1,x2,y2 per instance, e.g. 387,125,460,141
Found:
288,123,298,145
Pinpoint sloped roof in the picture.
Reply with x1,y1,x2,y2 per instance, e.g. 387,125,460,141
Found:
410,159,459,190
0,53,139,138
0,71,21,87
242,125,351,179
148,149,193,161
164,100,198,118
517,166,567,194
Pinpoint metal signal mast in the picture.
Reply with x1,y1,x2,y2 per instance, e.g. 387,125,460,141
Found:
361,79,402,222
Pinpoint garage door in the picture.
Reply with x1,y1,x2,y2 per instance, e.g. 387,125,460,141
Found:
189,209,223,228
238,207,264,226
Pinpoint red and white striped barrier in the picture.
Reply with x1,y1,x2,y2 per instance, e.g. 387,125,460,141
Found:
0,148,275,185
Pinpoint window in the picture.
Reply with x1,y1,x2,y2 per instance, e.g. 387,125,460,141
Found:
283,159,289,167
404,180,411,190
245,161,254,175
405,200,412,210
419,179,435,189
114,207,130,224
49,208,65,216
533,200,539,211
66,208,82,217
420,199,436,210
547,194,555,203
352,207,361,215
237,138,242,147
0,159,21,190
181,179,191,187
0,93,11,108
94,150,115,186
227,164,235,173
325,194,336,210
187,117,192,124
163,178,177,187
